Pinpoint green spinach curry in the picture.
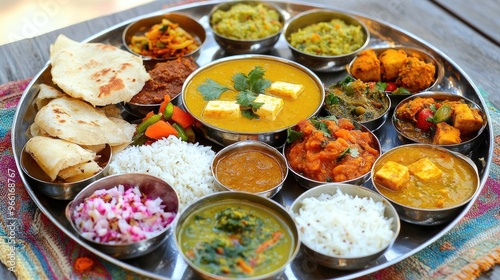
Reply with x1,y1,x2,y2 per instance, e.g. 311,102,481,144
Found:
178,201,293,277
324,76,389,123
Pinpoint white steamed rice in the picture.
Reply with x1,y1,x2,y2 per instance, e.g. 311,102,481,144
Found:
107,136,217,210
294,189,394,257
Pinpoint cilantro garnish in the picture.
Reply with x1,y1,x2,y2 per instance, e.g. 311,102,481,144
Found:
197,79,230,100
286,127,303,143
338,147,359,161
197,66,271,119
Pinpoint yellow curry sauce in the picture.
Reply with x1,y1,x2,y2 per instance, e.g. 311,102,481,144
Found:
183,58,323,133
215,149,284,193
178,201,294,277
373,145,478,209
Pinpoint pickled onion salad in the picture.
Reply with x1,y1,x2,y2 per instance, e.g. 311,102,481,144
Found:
72,185,176,244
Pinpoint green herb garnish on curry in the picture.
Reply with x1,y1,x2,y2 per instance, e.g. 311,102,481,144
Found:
178,202,294,277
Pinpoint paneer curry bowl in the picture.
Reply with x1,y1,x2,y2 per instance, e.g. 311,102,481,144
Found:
181,55,325,147
371,144,479,225
392,92,487,155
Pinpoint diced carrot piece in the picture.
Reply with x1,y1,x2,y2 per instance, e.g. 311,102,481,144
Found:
158,95,172,115
145,120,179,140
237,258,254,275
171,105,194,129
74,257,94,273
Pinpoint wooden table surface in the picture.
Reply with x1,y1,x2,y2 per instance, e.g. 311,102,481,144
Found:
1,0,499,279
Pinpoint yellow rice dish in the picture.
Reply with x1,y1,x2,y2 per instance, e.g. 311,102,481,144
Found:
289,19,365,56
210,3,283,40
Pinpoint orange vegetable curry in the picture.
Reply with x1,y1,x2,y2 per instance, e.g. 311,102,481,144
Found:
286,118,380,182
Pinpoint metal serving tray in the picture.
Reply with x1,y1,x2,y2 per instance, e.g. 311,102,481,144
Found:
11,1,493,279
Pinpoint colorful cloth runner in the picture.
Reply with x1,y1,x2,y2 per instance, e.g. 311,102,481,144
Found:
1,77,499,280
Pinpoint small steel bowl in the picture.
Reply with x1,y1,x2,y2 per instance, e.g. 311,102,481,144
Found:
289,183,400,270
20,144,111,200
371,144,480,225
284,119,382,189
65,173,180,259
208,1,285,54
174,191,300,279
181,54,325,147
392,91,488,155
211,140,288,198
283,9,370,72
323,79,391,131
346,46,444,108
122,12,206,65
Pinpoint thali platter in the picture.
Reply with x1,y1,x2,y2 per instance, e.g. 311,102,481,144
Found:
11,1,493,279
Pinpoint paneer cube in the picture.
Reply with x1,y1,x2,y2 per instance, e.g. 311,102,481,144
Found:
452,103,484,135
268,81,304,100
433,122,461,145
407,158,442,182
374,161,409,191
203,101,240,118
254,94,284,121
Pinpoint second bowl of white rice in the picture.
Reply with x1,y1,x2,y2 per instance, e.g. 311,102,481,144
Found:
289,183,400,270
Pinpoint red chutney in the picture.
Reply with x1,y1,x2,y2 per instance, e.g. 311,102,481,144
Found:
286,118,379,182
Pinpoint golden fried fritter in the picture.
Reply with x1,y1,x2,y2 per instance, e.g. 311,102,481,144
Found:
379,49,407,81
396,56,436,92
350,49,381,82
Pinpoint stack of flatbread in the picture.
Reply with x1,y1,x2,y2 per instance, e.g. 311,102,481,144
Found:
50,34,150,107
25,34,148,182
27,84,136,182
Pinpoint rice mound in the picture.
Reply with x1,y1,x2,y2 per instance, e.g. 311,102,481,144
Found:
294,189,394,257
107,136,217,210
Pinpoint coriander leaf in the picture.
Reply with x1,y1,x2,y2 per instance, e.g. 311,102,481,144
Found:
375,82,387,92
338,147,359,161
247,66,266,89
325,94,340,105
311,118,331,137
287,127,303,143
392,87,411,95
337,75,354,86
197,79,230,100
233,73,248,91
241,109,259,119
252,78,271,94
237,90,258,107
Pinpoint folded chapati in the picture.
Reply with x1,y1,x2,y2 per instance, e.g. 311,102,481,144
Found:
34,96,132,146
35,84,65,110
25,136,97,181
58,160,102,182
50,34,150,106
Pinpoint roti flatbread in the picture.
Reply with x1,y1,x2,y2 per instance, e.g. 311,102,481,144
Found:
25,136,97,181
50,34,150,106
35,84,65,110
34,96,132,146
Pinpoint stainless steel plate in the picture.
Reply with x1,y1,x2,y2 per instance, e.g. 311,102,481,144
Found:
11,1,493,279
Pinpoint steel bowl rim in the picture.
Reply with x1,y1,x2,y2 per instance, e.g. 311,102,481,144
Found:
284,119,382,187
208,0,286,42
173,190,301,279
65,173,180,247
283,8,370,59
346,45,445,94
181,54,326,135
371,143,481,212
289,183,401,260
391,91,488,149
122,12,206,61
211,140,289,196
